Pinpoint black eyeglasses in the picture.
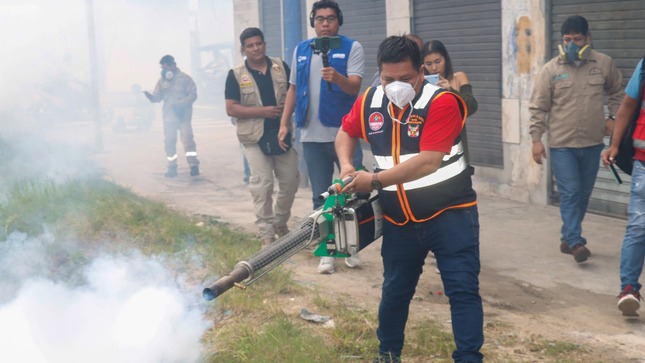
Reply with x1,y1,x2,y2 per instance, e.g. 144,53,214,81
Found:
314,15,337,24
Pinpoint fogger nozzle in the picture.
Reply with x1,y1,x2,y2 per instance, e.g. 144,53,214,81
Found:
202,263,252,301
318,176,354,200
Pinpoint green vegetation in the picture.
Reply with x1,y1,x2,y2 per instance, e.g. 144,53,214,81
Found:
0,135,619,363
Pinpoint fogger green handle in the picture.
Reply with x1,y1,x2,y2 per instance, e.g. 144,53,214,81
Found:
318,175,354,201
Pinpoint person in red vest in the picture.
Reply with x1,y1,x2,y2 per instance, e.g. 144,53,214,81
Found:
602,57,645,317
336,35,482,363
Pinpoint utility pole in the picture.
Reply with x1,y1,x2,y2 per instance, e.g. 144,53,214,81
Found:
85,0,103,151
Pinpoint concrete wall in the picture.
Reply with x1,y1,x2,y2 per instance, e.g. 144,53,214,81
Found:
232,0,261,64
385,0,411,36
473,0,549,205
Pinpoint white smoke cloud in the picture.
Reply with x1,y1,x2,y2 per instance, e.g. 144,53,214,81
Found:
0,232,211,363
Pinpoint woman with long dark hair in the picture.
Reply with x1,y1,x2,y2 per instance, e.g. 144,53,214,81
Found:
421,40,478,116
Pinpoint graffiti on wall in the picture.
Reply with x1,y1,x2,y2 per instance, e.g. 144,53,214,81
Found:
514,16,533,75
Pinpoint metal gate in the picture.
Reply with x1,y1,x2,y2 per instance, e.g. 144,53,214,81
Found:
550,0,645,217
412,0,503,168
335,0,387,91
260,0,284,58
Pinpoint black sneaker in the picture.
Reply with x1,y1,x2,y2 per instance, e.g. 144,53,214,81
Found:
373,353,401,363
165,166,178,178
190,165,200,176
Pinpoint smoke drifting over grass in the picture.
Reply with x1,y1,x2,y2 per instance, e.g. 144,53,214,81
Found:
0,232,211,363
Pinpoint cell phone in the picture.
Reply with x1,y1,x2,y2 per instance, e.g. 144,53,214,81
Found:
425,74,440,85
609,163,623,184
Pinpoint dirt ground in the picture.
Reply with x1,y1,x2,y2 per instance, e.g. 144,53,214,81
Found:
46,104,645,362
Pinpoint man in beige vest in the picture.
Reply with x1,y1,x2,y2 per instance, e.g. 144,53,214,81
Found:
225,28,299,246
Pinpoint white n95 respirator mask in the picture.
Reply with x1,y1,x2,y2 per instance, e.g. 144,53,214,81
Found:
385,81,416,109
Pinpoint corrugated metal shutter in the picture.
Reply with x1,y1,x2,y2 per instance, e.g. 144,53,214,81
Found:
550,0,645,217
334,0,387,91
412,0,503,168
260,0,284,58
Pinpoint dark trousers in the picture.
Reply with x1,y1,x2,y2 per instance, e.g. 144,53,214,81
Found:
377,206,483,362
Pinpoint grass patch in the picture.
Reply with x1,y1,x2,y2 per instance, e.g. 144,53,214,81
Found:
0,135,620,363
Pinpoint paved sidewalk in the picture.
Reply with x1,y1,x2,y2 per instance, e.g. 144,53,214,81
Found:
477,193,626,297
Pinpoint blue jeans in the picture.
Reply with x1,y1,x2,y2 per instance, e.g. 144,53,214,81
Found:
620,160,645,292
377,206,483,362
549,144,603,247
241,143,251,182
302,142,363,209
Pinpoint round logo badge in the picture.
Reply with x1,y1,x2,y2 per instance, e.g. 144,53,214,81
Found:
369,112,384,131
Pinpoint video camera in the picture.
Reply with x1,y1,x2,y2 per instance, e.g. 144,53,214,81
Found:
310,36,341,91
310,36,341,54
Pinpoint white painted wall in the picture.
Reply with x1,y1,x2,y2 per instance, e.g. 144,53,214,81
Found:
232,0,261,64
472,0,549,205
385,0,411,36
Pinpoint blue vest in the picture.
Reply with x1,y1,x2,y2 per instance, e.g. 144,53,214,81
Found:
294,34,356,128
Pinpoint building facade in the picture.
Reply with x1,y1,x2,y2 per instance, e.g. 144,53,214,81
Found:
233,0,645,218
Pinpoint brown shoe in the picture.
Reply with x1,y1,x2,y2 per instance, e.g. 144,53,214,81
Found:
560,241,574,255
571,244,590,263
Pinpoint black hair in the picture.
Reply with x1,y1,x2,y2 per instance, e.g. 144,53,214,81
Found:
561,15,589,36
377,35,422,72
239,27,264,47
159,55,176,66
405,34,423,51
421,40,454,80
309,0,343,27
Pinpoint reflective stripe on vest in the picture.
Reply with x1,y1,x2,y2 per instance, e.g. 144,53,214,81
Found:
362,83,476,224
374,143,467,191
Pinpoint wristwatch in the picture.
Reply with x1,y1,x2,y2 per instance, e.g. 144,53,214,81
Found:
608,115,616,120
371,172,383,191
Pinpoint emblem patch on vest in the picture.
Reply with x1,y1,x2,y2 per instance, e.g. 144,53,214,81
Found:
240,74,253,87
369,112,384,131
408,114,425,125
408,124,420,138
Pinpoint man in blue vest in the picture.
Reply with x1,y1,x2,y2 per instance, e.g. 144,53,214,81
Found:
278,0,364,274
336,35,483,363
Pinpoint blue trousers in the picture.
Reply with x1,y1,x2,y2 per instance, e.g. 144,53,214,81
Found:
302,141,363,209
549,144,603,247
377,206,483,362
620,160,645,292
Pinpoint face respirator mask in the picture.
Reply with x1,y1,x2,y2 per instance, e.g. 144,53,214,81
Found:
385,80,416,109
558,42,591,63
384,78,420,125
161,70,175,80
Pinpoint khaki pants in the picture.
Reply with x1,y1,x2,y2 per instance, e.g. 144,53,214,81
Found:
243,144,300,240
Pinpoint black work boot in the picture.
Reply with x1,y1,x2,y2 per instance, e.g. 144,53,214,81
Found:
190,165,200,176
165,165,178,178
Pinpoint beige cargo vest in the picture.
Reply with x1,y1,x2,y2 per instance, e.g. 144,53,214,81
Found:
232,57,289,144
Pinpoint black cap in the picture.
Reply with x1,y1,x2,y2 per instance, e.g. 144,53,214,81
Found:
159,55,176,66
